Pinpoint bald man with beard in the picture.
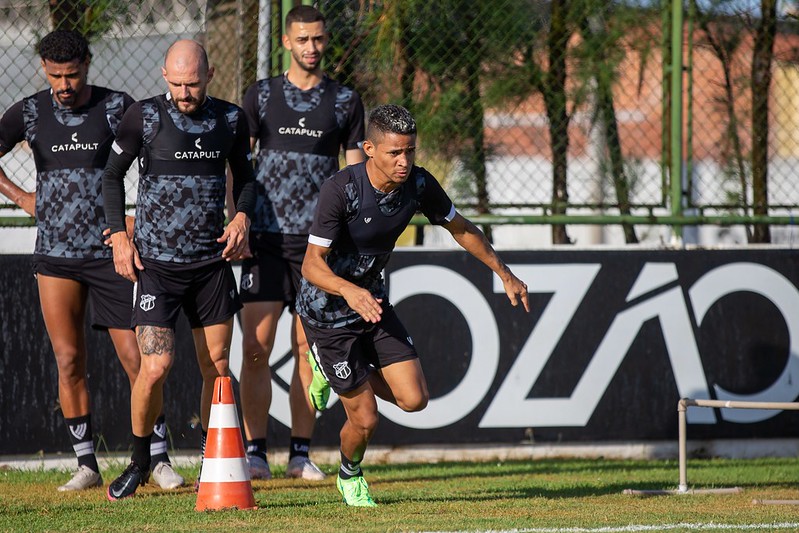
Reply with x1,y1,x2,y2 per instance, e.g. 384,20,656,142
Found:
101,39,256,500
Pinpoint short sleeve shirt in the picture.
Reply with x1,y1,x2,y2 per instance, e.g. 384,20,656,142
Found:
296,163,456,328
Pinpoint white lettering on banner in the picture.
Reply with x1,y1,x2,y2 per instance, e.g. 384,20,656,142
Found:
482,263,716,427
227,261,799,431
380,265,500,429
689,263,799,423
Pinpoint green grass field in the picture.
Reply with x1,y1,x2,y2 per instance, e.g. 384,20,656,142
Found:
2,457,799,532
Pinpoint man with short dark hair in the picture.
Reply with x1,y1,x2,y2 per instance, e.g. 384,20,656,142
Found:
102,39,256,500
297,104,530,506
237,4,365,480
0,29,182,492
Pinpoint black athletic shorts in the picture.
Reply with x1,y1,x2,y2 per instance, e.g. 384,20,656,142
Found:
134,257,242,329
300,304,418,394
240,232,307,307
32,254,134,330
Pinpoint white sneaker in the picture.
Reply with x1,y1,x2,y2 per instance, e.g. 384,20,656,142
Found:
286,456,326,480
247,455,272,480
57,465,103,492
152,461,185,489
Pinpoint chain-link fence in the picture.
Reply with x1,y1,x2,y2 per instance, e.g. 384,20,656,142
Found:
1,0,798,244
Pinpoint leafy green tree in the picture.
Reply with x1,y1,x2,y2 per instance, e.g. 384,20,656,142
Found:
575,1,659,244
482,0,582,244
48,0,132,38
750,0,776,243
693,0,778,243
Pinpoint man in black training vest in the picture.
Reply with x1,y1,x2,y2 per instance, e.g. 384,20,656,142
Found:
237,4,365,480
297,104,530,506
0,30,183,492
102,39,256,500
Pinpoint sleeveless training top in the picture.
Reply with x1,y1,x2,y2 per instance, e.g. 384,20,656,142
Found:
14,87,129,258
134,94,239,263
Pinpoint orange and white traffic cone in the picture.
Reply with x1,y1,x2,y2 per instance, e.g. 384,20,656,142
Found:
195,376,257,511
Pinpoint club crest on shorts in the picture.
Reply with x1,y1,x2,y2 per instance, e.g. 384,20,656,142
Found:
241,272,254,291
139,294,156,311
333,361,351,379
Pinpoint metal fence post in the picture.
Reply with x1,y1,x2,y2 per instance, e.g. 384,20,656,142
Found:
670,0,684,240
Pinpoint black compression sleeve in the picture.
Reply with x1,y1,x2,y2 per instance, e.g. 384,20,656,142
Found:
233,176,256,220
101,149,136,233
228,112,256,219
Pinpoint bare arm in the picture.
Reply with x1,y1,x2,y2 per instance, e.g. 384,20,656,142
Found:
444,213,530,312
301,243,384,323
344,147,365,166
0,152,34,216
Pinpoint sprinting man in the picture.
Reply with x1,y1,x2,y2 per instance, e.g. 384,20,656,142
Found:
297,104,530,506
101,39,255,500
0,30,183,492
237,4,365,480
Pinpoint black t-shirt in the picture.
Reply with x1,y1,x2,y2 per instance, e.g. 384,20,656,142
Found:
0,86,133,259
296,162,456,328
241,74,364,235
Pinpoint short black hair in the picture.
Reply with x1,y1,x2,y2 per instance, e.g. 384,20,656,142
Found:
285,5,325,29
366,104,417,142
37,30,91,63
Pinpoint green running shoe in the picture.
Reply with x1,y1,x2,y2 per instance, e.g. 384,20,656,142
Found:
307,350,330,411
336,474,377,507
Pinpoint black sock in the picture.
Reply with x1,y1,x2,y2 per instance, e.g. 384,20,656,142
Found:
338,450,362,480
132,433,152,472
289,437,311,460
197,430,207,480
246,438,268,462
150,414,170,466
65,414,99,473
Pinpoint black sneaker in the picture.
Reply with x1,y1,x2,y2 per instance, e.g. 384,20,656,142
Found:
107,461,149,501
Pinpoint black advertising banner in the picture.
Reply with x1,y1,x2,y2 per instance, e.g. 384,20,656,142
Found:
375,249,799,445
1,248,798,454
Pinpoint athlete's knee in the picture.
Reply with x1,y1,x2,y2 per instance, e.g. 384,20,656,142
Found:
52,345,86,378
344,419,378,444
138,353,172,384
199,354,229,381
396,389,429,412
140,365,170,386
348,409,380,437
241,336,272,369
115,347,141,379
214,356,230,377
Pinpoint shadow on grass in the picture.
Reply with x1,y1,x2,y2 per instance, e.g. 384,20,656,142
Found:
361,458,678,484
368,484,635,505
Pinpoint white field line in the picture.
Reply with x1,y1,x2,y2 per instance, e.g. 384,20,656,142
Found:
425,523,799,533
